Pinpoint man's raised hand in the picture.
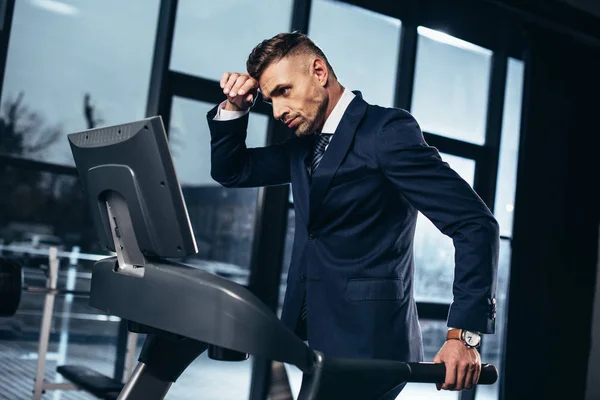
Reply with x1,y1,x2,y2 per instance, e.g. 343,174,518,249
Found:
220,72,259,111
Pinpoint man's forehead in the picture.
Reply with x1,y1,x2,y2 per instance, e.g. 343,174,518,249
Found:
259,59,290,90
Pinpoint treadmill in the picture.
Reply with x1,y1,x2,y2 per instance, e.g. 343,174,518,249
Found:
67,116,498,400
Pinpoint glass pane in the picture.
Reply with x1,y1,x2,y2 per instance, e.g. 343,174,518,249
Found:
413,154,476,303
309,0,401,107
171,0,293,80
494,58,525,237
0,170,123,397
476,238,511,400
411,27,492,145
0,168,100,255
0,0,160,165
169,97,269,288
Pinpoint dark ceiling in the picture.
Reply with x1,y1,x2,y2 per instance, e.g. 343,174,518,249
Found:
558,0,600,19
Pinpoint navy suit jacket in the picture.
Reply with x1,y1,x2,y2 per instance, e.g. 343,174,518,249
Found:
207,92,499,363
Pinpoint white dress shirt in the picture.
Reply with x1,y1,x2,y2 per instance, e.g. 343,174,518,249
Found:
214,89,356,152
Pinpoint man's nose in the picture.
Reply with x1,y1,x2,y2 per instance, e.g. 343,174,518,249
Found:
272,104,286,121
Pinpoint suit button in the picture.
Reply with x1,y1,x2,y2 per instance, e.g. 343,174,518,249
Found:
308,232,315,240
300,275,306,281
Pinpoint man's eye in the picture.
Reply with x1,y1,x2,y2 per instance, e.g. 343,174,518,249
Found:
280,87,290,96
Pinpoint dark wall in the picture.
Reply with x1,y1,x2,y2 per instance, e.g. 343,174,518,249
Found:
502,27,600,400
587,226,600,399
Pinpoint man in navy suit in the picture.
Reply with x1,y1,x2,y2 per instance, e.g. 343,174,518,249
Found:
208,32,499,398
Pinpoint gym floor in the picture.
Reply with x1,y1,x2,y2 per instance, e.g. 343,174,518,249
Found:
0,267,499,399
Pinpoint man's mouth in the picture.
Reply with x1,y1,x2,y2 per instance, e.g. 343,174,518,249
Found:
287,117,299,129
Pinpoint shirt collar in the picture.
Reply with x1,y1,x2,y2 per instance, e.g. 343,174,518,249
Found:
320,88,356,135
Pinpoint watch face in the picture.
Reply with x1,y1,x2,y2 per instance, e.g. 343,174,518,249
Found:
463,331,481,347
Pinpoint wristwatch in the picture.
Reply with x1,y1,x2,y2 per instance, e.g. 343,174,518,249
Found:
446,328,482,348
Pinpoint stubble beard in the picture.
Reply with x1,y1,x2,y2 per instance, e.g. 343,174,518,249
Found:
295,96,329,137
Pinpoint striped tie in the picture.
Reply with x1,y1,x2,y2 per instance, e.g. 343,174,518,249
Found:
301,297,308,320
311,133,332,173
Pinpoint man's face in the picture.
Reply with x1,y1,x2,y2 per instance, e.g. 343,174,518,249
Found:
259,55,329,136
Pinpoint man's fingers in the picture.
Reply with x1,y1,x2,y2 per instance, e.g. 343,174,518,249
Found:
432,354,442,390
442,362,457,390
473,361,482,385
220,72,230,89
455,362,468,391
237,78,258,96
462,361,477,390
230,76,251,98
224,73,239,94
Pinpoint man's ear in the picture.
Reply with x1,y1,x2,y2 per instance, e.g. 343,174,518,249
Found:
312,58,329,87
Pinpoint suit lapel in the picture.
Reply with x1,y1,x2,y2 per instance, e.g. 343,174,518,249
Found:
309,95,368,224
290,135,312,225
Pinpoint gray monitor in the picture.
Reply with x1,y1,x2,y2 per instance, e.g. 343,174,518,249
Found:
67,116,197,269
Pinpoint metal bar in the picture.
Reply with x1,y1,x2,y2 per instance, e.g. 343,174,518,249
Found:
393,0,418,111
23,286,91,296
118,362,172,400
247,125,292,400
42,383,78,390
473,51,508,212
423,132,484,161
415,301,450,321
0,154,78,174
17,309,120,322
0,243,110,261
55,264,75,383
49,264,76,387
32,247,60,400
291,0,312,33
458,50,508,400
457,51,507,400
145,0,178,118
113,319,130,383
123,332,139,382
0,0,7,32
0,0,15,102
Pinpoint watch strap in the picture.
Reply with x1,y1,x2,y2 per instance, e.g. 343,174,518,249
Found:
446,328,463,341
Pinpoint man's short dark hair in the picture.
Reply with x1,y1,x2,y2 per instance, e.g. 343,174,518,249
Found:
246,32,336,81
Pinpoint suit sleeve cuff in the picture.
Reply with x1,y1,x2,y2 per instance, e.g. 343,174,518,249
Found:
447,298,497,334
213,100,250,121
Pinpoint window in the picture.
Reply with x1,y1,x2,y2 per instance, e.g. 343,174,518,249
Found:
476,58,524,400
411,27,492,145
413,154,476,303
0,168,97,254
308,0,402,107
171,0,294,80
169,97,269,286
493,58,525,237
0,0,160,165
